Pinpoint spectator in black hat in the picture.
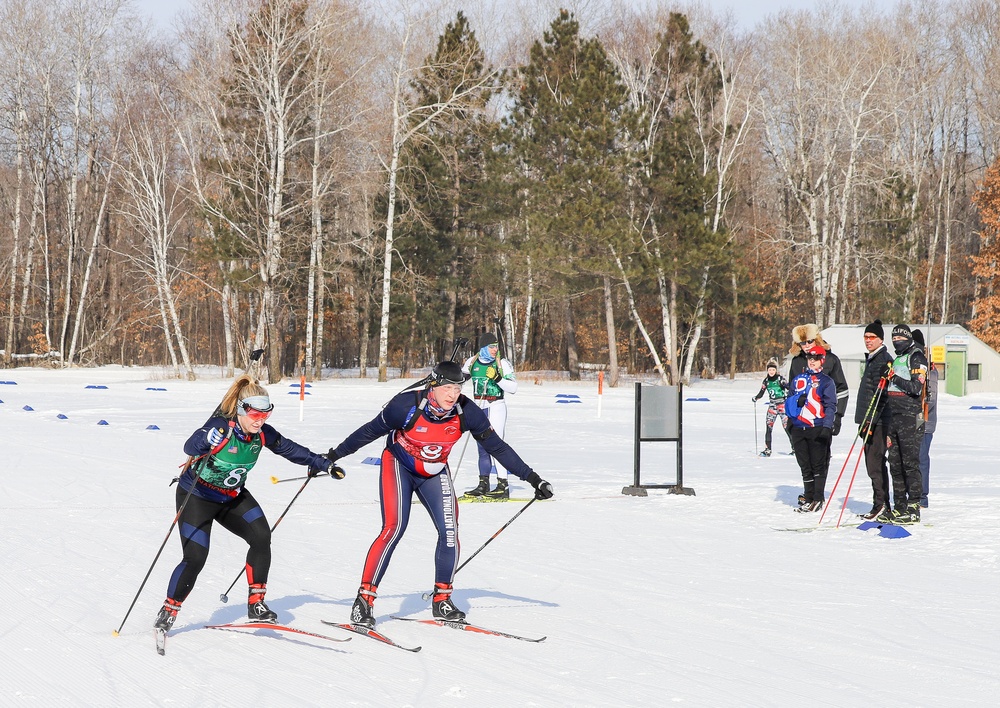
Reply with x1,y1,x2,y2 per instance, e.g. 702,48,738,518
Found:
912,328,937,508
855,319,894,520
879,324,928,524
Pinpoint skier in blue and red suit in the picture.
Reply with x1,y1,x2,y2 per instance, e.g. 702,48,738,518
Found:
326,360,553,628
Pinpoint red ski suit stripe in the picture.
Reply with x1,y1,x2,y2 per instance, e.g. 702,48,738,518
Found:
361,449,461,587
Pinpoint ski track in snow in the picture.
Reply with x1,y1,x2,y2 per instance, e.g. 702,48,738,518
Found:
2,366,1000,706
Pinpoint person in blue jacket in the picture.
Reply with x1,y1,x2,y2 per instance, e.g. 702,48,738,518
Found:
154,375,338,634
326,360,553,629
786,346,838,512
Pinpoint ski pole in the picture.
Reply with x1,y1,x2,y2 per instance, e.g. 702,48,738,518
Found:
753,399,759,456
450,432,473,484
835,381,888,528
818,377,887,525
420,497,537,601
113,461,206,636
270,471,333,484
835,447,869,528
114,419,237,637
219,468,334,602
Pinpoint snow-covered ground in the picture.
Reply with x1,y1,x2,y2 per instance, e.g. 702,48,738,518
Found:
3,365,998,706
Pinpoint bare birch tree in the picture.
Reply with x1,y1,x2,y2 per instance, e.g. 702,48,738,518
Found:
370,5,500,381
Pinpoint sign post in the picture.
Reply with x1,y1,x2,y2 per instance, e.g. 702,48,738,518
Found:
623,383,695,496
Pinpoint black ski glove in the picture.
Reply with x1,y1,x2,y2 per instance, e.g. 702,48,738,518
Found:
526,472,554,500
309,450,345,479
751,395,760,403
818,427,832,442
832,415,842,436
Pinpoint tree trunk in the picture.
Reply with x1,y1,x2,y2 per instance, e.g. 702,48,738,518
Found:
603,275,620,387
564,297,579,381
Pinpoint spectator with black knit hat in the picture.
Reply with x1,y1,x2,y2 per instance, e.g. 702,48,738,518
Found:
855,319,894,520
879,324,928,524
786,345,838,512
912,328,938,508
787,324,850,436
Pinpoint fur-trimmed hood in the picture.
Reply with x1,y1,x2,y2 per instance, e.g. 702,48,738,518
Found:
789,324,830,355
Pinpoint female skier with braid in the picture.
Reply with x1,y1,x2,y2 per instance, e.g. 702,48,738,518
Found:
153,375,339,634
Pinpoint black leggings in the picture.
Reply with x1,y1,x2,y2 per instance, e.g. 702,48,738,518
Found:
165,487,271,603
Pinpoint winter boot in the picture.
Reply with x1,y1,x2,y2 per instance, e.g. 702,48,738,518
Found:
486,478,509,499
796,500,824,513
896,503,921,525
760,448,772,457
876,506,899,524
248,583,278,623
860,504,886,521
154,598,182,632
350,582,377,628
464,476,490,497
431,582,466,623
797,494,807,507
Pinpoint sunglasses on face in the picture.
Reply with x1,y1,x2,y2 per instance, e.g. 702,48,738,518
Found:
863,334,880,340
243,406,272,421
798,339,815,347
240,397,274,421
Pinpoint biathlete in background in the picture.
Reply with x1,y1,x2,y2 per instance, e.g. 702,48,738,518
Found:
462,332,518,498
325,361,553,628
751,358,789,457
785,346,838,513
153,375,339,634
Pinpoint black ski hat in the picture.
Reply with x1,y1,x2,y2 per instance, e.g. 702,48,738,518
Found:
912,328,925,347
478,332,499,348
430,360,467,386
864,319,884,340
766,358,779,371
891,323,912,340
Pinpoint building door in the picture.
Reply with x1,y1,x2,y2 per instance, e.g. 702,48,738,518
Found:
945,349,966,397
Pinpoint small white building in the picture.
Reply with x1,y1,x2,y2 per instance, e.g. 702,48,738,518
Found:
819,323,1000,397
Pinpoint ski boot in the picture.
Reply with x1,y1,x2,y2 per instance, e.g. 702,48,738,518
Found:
154,598,182,631
859,504,886,521
895,503,921,525
759,448,772,457
876,506,901,524
248,583,278,623
350,582,377,628
485,478,509,499
431,582,466,623
796,500,824,513
464,476,490,498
